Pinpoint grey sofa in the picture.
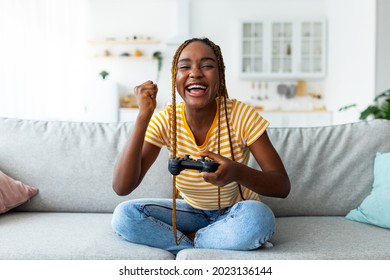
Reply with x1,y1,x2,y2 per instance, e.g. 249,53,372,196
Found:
0,117,389,260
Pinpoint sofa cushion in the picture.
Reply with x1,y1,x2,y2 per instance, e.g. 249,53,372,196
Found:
346,152,390,229
0,118,172,213
0,212,175,260
256,120,390,217
0,170,38,214
176,216,390,260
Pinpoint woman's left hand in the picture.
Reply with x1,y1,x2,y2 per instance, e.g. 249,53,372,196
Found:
198,151,238,187
199,131,290,198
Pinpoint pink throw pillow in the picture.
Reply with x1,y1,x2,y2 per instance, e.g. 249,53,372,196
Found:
0,170,39,214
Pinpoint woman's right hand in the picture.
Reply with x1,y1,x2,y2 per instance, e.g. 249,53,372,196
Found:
113,80,160,196
134,80,158,119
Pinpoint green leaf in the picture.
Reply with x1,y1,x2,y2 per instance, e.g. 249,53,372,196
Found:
338,104,357,112
99,70,109,80
152,51,163,82
359,106,381,120
374,90,390,102
381,100,390,119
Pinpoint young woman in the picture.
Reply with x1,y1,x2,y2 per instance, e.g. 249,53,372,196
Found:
112,38,290,254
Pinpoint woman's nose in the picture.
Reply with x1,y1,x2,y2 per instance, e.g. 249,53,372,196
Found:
189,66,203,78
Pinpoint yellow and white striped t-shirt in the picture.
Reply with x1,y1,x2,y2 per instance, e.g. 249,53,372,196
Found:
145,98,269,210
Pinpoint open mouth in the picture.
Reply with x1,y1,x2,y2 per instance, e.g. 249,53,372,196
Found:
185,84,208,96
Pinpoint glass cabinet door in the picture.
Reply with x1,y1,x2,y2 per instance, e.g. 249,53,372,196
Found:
271,22,293,74
242,22,264,74
240,19,326,79
300,22,324,73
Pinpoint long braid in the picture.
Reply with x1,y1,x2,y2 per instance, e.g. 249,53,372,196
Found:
206,40,229,214
170,40,192,245
205,39,246,204
170,38,243,244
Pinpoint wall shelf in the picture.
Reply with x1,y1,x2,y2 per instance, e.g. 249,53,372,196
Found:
88,38,160,45
88,37,160,64
92,55,155,61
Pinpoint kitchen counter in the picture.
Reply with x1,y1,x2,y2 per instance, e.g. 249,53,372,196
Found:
119,108,333,128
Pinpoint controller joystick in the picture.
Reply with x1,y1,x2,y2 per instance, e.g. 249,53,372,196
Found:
168,154,219,176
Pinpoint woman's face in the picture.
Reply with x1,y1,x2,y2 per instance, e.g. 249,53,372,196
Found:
175,41,220,111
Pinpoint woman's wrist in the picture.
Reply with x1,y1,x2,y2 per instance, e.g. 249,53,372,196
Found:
136,110,154,124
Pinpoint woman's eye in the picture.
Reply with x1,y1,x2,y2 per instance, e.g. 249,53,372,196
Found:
202,64,214,69
178,65,190,70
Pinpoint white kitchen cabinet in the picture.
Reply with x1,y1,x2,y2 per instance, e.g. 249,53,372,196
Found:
259,111,332,128
119,108,139,122
120,107,167,122
240,19,326,80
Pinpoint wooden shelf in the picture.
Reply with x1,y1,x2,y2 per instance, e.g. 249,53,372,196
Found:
92,55,155,61
88,38,160,45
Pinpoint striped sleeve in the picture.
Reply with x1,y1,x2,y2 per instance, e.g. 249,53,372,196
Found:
145,106,171,148
231,100,269,147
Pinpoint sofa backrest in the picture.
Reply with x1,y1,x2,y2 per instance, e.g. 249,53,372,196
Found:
1,117,389,216
0,118,171,213
258,119,390,216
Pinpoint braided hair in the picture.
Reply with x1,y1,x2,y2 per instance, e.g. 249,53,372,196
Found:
170,38,243,244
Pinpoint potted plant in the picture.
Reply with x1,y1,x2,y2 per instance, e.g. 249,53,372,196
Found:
99,70,109,80
153,51,163,82
339,89,390,120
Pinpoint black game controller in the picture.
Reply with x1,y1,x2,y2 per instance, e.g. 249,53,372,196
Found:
168,154,219,176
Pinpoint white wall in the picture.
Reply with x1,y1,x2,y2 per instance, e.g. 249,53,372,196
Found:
376,0,390,94
86,0,378,124
324,0,376,124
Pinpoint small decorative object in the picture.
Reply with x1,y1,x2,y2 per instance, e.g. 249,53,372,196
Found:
286,44,292,56
277,84,296,99
134,49,142,57
296,80,307,96
99,70,109,80
120,94,138,108
120,52,130,56
103,49,111,56
153,51,163,82
339,89,390,120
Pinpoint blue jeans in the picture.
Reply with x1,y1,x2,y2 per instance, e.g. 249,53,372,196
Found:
112,198,275,254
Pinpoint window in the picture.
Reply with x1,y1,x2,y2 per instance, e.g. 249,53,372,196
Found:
0,0,87,121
